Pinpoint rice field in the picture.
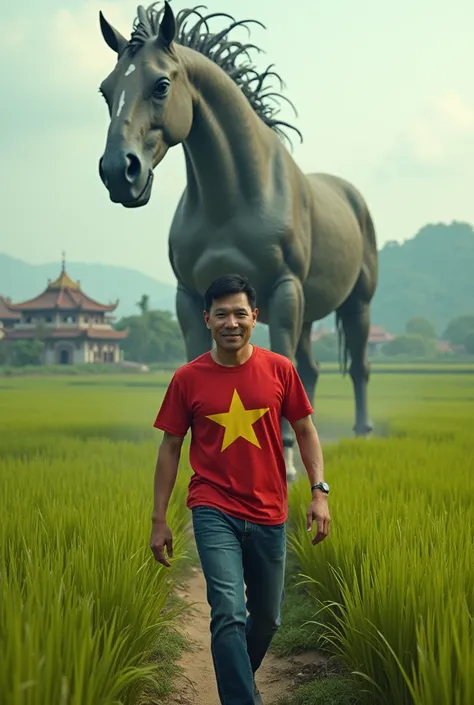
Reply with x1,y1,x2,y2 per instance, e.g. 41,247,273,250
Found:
1,367,473,704
0,375,193,705
287,371,474,705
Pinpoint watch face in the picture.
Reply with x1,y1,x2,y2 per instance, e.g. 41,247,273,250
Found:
322,482,329,492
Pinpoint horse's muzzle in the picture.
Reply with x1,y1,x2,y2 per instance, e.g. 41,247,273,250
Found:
98,148,153,208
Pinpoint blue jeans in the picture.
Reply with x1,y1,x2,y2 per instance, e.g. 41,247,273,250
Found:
191,506,286,705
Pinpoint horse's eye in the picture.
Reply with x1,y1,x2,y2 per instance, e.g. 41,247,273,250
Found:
153,79,170,98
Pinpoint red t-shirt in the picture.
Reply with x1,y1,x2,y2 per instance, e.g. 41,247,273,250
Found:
153,346,313,525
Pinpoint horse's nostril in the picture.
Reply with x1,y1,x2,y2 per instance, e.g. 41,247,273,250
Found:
125,152,141,183
99,149,144,195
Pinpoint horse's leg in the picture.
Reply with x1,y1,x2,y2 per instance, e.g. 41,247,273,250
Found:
176,282,213,361
295,321,320,414
267,275,304,482
336,297,373,437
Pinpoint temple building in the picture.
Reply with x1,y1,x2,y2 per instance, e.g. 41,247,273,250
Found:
1,257,128,365
311,322,395,356
366,325,395,355
0,296,21,337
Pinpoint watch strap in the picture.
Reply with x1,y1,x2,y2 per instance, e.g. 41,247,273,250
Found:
311,482,329,494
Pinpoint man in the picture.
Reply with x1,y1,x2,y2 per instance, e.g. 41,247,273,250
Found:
150,273,331,705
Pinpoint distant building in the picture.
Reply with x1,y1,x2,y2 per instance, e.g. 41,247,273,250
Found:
0,296,21,339
435,340,454,353
366,325,395,355
310,323,330,343
311,322,395,355
1,256,128,365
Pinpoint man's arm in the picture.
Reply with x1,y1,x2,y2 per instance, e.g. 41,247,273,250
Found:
152,431,185,523
291,415,325,489
150,431,185,567
291,415,330,545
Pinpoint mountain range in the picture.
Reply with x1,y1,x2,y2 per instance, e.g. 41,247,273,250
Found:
0,255,176,322
1,220,473,335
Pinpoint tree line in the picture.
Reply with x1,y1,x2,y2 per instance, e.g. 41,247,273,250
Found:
114,294,185,363
1,300,473,367
312,314,474,362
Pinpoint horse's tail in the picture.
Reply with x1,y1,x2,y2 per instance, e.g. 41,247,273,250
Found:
335,311,349,377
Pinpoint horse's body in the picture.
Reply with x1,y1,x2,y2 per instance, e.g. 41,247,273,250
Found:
98,3,378,479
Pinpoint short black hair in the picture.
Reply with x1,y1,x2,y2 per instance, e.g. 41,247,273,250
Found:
204,274,257,312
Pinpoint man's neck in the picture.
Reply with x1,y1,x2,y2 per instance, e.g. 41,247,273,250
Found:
211,344,254,367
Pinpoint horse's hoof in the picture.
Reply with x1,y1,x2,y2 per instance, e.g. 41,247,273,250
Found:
353,422,374,438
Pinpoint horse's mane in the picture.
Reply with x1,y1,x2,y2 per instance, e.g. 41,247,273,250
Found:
125,3,303,147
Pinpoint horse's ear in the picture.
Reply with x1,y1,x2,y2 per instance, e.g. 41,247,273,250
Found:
158,1,177,47
99,11,128,54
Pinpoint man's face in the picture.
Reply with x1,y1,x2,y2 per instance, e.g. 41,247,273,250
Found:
204,292,257,351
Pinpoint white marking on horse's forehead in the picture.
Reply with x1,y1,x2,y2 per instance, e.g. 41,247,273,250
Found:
124,64,136,77
116,90,126,117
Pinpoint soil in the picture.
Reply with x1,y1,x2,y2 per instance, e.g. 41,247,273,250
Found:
166,565,326,705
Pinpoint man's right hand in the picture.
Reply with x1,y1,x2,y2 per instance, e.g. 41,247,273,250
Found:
150,520,173,567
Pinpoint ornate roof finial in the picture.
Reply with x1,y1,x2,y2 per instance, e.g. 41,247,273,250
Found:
47,253,79,290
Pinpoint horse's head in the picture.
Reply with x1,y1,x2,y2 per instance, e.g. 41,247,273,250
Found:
98,3,193,208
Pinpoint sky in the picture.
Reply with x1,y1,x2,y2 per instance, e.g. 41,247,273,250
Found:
0,0,473,284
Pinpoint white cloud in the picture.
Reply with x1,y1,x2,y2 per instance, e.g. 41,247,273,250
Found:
436,92,474,132
407,92,474,165
50,1,137,91
377,92,474,178
0,1,139,97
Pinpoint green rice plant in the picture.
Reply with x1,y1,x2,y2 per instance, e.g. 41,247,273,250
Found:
286,383,474,705
0,380,193,705
2,371,473,704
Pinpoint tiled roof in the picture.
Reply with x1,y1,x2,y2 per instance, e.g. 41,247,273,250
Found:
0,296,22,321
311,324,395,344
4,327,128,341
368,326,395,343
8,267,118,313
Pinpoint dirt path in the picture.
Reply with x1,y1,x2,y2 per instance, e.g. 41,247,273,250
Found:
167,566,325,705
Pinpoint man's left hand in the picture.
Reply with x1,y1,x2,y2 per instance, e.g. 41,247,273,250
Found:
306,495,331,545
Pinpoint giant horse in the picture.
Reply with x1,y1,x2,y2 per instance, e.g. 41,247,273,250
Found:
97,2,379,480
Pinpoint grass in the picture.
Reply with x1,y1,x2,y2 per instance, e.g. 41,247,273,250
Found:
279,372,474,705
271,554,360,705
2,368,473,705
275,678,359,705
1,359,473,377
271,553,323,657
0,379,194,705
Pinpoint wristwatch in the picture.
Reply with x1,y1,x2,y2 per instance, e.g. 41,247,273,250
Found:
311,482,330,495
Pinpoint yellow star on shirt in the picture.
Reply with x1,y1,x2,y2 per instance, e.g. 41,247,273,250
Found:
206,389,269,451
